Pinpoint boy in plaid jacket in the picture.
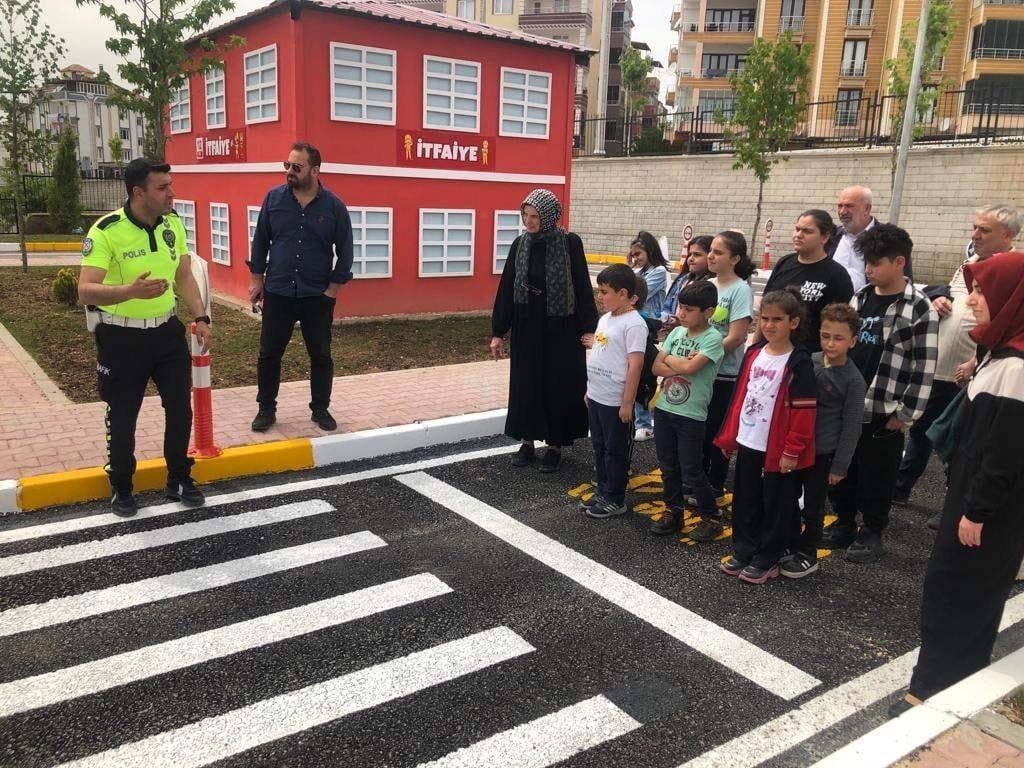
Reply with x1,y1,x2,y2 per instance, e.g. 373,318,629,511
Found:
822,224,938,563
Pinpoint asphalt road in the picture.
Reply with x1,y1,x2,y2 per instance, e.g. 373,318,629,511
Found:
1,436,1022,768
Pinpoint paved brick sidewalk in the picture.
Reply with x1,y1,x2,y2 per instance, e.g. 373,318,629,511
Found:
0,355,510,479
898,721,1024,767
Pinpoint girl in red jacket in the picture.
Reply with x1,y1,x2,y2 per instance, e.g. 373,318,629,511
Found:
715,288,818,584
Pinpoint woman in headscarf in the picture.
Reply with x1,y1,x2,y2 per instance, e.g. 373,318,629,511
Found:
490,189,599,472
891,250,1024,715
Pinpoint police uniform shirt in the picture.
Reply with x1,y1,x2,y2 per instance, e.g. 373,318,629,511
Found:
81,206,189,319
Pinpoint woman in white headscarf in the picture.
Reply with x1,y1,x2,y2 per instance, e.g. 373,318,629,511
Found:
490,189,598,472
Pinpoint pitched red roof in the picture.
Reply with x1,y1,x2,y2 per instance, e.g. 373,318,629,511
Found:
192,0,594,57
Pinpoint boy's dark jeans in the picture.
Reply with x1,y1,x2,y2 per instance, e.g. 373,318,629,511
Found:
653,408,717,518
588,400,634,505
829,418,906,534
793,452,833,560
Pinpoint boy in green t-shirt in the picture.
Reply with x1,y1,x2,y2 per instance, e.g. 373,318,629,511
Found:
650,281,725,538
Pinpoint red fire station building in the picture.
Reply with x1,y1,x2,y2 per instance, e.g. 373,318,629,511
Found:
166,0,588,317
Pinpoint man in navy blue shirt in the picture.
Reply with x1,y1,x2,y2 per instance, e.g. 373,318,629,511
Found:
247,142,354,432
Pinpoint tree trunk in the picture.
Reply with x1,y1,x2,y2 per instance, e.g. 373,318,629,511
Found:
751,179,764,265
14,188,26,273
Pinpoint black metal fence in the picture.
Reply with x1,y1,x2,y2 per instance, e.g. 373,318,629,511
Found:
20,174,124,214
575,88,1024,158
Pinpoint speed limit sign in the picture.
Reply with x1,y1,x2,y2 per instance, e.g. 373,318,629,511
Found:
682,224,693,242
765,219,774,233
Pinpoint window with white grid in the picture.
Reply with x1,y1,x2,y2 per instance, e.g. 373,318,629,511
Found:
173,200,196,252
205,65,226,129
420,210,474,276
493,210,526,274
247,205,261,253
350,208,393,278
244,45,278,124
331,43,396,125
210,203,230,265
500,68,551,139
169,82,191,134
423,56,480,132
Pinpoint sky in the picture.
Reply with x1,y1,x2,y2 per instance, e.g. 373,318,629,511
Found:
42,0,676,97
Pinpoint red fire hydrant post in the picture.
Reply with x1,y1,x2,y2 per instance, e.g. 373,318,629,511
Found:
188,322,222,458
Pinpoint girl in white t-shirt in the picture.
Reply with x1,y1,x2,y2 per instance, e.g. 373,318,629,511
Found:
713,288,819,585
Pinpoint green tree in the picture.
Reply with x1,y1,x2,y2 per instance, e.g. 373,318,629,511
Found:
0,0,65,271
47,129,82,232
76,0,243,161
618,45,655,157
884,0,956,189
108,134,124,168
719,33,811,256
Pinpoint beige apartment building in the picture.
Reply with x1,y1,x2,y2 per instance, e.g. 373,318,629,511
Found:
667,0,1024,137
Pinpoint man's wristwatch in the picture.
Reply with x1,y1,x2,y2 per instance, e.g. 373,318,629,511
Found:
195,315,212,325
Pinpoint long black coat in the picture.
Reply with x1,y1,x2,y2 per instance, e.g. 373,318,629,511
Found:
491,232,598,445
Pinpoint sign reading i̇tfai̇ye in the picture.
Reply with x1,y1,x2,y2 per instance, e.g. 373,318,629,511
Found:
397,129,496,171
194,129,247,163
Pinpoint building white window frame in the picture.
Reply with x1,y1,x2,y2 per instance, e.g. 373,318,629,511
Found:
244,43,279,125
247,205,262,256
173,199,197,253
349,207,394,279
499,67,551,139
169,81,191,134
423,55,481,133
209,202,231,265
205,64,226,129
419,209,475,277
330,42,397,126
456,0,475,18
493,0,513,13
493,210,526,274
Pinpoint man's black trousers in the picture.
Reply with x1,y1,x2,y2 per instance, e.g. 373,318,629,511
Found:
257,291,336,412
95,317,192,493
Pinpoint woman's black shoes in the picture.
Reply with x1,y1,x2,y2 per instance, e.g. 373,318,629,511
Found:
539,448,562,473
511,443,535,467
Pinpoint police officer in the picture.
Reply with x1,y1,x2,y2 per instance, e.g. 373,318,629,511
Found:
78,158,213,517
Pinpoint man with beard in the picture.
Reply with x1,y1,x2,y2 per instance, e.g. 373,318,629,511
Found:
248,142,354,433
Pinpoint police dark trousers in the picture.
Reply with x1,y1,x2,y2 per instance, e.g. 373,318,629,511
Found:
793,452,833,560
701,377,736,493
731,445,801,568
96,317,192,492
653,408,717,519
588,400,634,505
829,418,905,533
257,291,336,412
895,379,960,497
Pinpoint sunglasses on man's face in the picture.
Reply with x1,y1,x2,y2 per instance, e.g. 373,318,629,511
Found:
283,161,305,172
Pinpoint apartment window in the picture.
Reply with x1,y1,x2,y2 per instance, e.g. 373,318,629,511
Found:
119,127,129,140
122,149,131,162
169,82,191,134
846,0,873,26
607,84,620,103
701,53,746,77
244,44,278,124
456,0,474,18
424,56,480,132
835,88,862,126
494,211,526,274
610,47,621,65
705,8,755,31
331,43,396,124
500,68,551,138
420,210,474,276
841,40,868,76
350,208,393,278
605,119,621,141
533,1,540,11
247,206,261,254
173,200,197,252
611,10,624,30
205,65,226,129
210,203,230,265
493,0,513,12
553,0,569,11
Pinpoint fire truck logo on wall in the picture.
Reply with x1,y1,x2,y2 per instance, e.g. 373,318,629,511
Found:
194,129,247,163
398,130,494,170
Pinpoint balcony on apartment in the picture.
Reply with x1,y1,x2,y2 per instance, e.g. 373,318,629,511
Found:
677,48,747,85
779,14,806,33
518,0,593,30
683,3,757,41
966,19,1024,77
972,0,1024,27
845,6,875,28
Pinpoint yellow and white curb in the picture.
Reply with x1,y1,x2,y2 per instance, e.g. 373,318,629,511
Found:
0,408,508,514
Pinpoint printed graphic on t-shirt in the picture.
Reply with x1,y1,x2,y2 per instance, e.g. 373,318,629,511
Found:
800,281,827,303
662,330,701,405
858,315,883,346
742,362,782,426
594,332,608,347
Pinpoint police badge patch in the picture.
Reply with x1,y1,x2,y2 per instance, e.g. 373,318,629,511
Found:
82,237,93,256
162,227,176,249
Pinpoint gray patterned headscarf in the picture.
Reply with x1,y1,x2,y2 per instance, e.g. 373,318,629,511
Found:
513,189,575,316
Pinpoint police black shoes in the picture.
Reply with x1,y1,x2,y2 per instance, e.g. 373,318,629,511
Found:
111,490,138,517
311,409,337,431
251,409,277,432
166,478,206,507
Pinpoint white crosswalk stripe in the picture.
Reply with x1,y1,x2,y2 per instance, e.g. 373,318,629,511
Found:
0,573,453,718
0,532,386,638
54,627,536,768
0,499,335,577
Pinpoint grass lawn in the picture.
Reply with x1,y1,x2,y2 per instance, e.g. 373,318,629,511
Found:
0,234,84,243
0,267,497,403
